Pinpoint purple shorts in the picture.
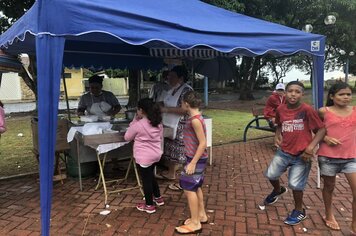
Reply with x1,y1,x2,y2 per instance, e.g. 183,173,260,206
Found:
179,156,207,192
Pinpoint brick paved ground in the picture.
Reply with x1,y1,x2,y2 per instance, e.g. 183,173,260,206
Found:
0,138,353,235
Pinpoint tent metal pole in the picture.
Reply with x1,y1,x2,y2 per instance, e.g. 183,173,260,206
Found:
204,76,208,107
61,68,71,121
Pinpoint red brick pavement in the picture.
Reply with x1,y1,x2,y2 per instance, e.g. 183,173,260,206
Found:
0,138,353,235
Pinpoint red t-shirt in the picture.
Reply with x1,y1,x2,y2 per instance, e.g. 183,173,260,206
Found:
275,103,324,155
263,92,286,119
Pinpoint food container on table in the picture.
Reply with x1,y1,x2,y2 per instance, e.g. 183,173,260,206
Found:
125,109,137,121
80,115,99,122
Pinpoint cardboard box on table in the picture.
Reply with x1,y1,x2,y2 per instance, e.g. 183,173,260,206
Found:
31,118,70,153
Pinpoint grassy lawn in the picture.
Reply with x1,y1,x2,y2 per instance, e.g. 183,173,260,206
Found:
0,117,37,177
203,109,273,144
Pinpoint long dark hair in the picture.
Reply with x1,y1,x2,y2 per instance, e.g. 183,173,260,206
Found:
137,98,162,127
0,100,3,108
326,81,352,106
171,65,188,82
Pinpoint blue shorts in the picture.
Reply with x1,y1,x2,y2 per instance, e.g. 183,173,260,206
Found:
318,156,356,176
265,149,312,191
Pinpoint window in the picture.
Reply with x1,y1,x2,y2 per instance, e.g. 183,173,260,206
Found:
64,73,72,79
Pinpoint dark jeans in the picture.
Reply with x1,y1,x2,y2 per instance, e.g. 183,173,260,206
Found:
137,164,161,206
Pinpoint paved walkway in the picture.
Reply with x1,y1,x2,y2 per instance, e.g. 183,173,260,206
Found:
0,138,353,235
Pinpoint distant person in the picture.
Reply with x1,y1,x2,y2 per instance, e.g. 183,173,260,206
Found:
124,98,164,214
175,91,207,234
149,70,170,103
0,100,6,136
262,81,325,226
77,75,121,117
317,82,356,232
263,83,286,128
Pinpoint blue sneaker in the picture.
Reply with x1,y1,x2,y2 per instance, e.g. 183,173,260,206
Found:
264,186,288,205
284,209,306,225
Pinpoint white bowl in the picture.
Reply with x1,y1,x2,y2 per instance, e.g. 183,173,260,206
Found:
100,116,111,122
80,115,99,122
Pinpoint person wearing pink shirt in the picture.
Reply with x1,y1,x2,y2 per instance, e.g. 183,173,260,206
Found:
124,98,164,214
317,82,356,234
0,100,6,135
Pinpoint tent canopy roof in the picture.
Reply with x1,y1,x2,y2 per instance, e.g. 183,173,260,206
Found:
0,0,325,67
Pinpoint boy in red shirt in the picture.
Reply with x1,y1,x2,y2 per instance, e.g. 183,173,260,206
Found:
263,81,325,225
263,83,286,128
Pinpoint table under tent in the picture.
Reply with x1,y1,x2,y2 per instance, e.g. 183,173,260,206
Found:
0,0,325,235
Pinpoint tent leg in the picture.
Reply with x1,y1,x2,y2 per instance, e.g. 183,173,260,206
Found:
62,68,71,121
204,76,208,107
312,55,325,189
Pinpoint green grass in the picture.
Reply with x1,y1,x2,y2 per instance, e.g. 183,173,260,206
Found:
0,117,38,177
203,109,273,145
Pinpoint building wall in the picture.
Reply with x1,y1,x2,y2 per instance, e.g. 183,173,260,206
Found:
60,68,84,98
61,68,129,98
0,72,22,101
103,78,128,96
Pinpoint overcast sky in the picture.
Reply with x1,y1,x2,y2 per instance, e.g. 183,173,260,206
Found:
283,68,345,82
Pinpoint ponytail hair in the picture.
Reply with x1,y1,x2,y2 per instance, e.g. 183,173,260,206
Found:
326,82,352,106
137,98,162,127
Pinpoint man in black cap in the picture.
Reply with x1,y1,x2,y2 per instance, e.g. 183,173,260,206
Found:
77,75,121,117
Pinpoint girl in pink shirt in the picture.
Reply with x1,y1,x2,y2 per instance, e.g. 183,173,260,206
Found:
317,82,356,233
124,98,164,214
0,100,6,135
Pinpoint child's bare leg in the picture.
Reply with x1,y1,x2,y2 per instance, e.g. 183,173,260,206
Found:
293,190,303,211
176,190,201,233
345,173,356,232
322,176,339,225
269,179,281,193
197,188,207,221
184,187,207,224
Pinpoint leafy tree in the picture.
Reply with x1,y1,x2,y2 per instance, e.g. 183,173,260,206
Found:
203,0,356,98
0,0,34,33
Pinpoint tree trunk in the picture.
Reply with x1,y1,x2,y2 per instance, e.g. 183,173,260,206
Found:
238,56,255,100
127,69,140,108
18,55,38,109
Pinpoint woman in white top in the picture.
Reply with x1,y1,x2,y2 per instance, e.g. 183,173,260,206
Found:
159,65,193,180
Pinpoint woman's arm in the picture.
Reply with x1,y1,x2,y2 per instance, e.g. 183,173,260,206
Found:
161,106,187,115
124,119,139,141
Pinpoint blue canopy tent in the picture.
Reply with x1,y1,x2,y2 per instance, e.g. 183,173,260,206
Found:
0,0,325,235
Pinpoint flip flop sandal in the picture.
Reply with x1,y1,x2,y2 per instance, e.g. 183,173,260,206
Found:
322,217,340,231
183,218,208,225
168,183,182,191
175,225,202,234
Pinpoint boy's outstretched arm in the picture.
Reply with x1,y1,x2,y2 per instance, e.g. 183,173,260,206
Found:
302,127,326,162
274,126,282,148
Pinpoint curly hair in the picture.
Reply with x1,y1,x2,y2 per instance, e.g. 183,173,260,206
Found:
183,91,202,108
326,81,352,106
137,98,162,127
